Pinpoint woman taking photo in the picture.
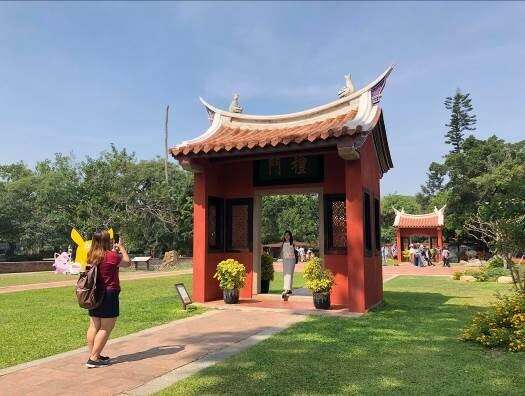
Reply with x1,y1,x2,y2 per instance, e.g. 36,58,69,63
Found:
85,230,130,368
281,230,297,300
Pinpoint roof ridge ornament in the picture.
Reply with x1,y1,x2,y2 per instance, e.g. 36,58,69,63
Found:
228,93,243,113
338,74,355,98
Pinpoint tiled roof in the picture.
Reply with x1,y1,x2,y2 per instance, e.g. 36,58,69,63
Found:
171,111,357,156
393,206,446,228
397,214,440,228
171,67,393,159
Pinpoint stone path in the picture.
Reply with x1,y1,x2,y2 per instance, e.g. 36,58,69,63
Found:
382,262,464,282
0,270,192,294
0,309,305,396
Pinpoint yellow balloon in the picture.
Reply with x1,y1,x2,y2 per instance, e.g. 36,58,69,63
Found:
70,228,113,269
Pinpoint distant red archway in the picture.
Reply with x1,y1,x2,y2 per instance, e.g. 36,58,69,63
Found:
393,206,445,261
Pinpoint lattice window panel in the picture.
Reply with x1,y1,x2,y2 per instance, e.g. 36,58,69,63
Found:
331,200,347,248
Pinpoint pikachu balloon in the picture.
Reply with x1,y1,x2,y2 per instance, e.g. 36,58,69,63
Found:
70,228,114,269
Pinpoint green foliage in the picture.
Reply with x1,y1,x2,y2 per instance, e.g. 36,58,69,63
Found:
0,145,194,257
260,253,275,281
303,257,334,293
419,130,525,248
461,291,525,352
421,161,447,199
452,271,463,280
213,259,246,290
444,89,477,153
261,194,318,244
380,194,421,243
487,256,505,269
454,266,510,282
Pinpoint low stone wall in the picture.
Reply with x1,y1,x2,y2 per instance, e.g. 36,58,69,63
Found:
0,261,53,274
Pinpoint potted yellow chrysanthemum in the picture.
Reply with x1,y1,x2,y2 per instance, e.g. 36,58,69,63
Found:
303,257,334,309
213,258,246,304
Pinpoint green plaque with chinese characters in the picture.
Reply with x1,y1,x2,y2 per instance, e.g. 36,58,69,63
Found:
253,155,324,186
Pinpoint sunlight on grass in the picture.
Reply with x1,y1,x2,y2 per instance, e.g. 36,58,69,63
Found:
0,274,203,369
157,277,524,395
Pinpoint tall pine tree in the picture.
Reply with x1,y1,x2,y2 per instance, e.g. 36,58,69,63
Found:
444,89,477,153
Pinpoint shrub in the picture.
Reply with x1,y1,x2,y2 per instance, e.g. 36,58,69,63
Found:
469,266,510,282
303,257,334,293
260,253,275,281
402,250,411,261
484,267,510,281
486,255,506,269
453,271,463,280
461,291,525,352
213,259,246,290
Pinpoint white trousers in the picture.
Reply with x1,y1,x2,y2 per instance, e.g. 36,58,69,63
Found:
283,258,296,291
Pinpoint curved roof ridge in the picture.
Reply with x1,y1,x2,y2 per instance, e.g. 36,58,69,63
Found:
393,206,445,228
199,66,393,122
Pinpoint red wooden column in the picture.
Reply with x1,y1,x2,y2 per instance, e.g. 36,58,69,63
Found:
396,228,402,262
192,172,207,303
345,159,366,313
437,227,444,261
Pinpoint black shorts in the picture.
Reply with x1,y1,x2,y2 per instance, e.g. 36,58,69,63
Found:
89,289,120,318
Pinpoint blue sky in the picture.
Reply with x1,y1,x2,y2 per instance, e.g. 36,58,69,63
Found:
1,2,524,195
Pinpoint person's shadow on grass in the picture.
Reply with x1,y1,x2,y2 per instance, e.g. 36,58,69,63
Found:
109,345,185,365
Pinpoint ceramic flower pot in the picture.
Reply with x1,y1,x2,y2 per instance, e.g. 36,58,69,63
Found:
313,291,331,309
223,288,240,304
260,279,270,294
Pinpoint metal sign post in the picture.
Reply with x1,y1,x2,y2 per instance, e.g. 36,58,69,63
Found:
174,283,192,310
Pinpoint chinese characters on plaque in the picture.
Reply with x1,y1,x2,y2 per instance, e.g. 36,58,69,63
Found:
253,155,323,186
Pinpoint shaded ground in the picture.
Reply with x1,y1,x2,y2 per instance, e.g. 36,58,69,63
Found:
158,277,524,395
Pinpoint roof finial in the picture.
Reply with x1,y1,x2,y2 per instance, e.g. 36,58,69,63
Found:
229,93,243,113
338,74,355,98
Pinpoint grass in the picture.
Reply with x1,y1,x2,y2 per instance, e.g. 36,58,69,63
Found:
269,272,305,293
158,276,524,395
0,272,78,287
0,264,193,287
0,274,203,369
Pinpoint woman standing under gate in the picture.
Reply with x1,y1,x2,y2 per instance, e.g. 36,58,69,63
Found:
281,230,297,300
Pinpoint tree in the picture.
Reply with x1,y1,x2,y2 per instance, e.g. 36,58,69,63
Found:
261,194,318,244
464,141,525,292
0,145,195,258
444,89,477,153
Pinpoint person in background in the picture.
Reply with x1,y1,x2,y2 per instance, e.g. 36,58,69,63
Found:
85,230,131,368
409,244,417,266
424,245,435,266
298,246,305,262
381,245,388,265
442,245,451,267
280,230,297,300
391,244,397,261
416,244,426,267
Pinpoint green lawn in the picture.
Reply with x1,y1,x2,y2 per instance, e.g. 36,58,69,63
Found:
0,272,78,287
269,272,305,294
0,264,193,287
0,274,203,369
158,276,524,395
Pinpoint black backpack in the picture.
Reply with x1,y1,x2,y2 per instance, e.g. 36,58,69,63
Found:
75,265,105,310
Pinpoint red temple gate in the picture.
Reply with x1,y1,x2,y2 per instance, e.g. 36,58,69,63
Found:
393,206,445,262
171,67,394,313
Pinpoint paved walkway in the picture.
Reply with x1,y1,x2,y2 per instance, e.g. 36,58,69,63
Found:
0,270,192,294
0,309,305,396
382,262,463,282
